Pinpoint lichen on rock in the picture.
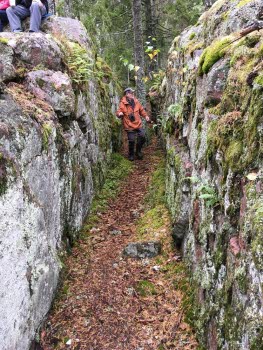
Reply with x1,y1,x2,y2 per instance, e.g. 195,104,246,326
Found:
159,0,263,348
0,16,121,350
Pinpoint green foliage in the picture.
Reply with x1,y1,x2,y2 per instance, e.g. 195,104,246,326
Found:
187,176,220,208
63,41,93,85
148,70,165,92
155,103,183,134
167,103,183,117
198,37,231,75
57,0,203,85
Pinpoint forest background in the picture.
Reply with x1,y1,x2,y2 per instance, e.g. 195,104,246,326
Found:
56,0,216,101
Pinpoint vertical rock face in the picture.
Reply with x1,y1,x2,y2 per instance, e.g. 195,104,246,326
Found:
0,18,121,350
162,0,263,348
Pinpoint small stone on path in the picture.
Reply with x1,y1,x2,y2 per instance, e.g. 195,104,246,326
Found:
123,241,161,259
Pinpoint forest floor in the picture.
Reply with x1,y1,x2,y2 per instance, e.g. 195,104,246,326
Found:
41,138,198,350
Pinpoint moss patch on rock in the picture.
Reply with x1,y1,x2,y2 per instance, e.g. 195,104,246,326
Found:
198,37,232,75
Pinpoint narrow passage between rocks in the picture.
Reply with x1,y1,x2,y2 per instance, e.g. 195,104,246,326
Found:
41,139,197,350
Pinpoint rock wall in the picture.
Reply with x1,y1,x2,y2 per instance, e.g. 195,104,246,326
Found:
0,17,121,350
161,0,263,348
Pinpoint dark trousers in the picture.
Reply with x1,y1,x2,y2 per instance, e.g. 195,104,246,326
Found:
127,128,146,143
0,10,8,32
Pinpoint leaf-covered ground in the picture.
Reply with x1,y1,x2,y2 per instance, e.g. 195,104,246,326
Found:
41,139,198,350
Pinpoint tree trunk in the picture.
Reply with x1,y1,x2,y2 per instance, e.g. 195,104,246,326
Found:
132,0,146,107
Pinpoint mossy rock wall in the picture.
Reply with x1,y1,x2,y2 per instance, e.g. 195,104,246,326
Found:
161,0,263,348
0,17,121,350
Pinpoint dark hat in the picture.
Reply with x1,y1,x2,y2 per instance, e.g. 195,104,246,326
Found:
124,87,135,93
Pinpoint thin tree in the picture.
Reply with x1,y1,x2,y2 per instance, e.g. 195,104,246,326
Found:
132,0,146,106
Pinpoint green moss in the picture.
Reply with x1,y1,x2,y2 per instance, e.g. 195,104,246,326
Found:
42,122,52,151
145,159,166,207
137,205,165,237
0,38,8,45
36,77,46,89
164,261,197,326
230,45,252,67
95,56,113,79
198,37,231,75
207,81,263,172
250,201,263,270
187,41,204,55
235,265,248,293
189,32,196,40
197,122,202,150
258,42,263,58
254,74,263,87
135,280,157,297
242,34,261,48
250,325,263,350
237,0,253,8
221,10,230,21
225,140,243,171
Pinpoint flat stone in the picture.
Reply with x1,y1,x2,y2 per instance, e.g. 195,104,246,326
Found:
123,241,161,259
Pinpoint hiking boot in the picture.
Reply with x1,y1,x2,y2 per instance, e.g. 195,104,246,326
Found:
128,141,135,161
136,149,143,160
136,137,144,160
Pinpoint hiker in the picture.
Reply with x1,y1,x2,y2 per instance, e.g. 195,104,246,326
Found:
0,0,9,32
116,87,150,161
6,0,48,33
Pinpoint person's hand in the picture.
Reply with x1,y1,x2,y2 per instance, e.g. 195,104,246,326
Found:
33,0,43,6
118,112,124,118
146,116,150,122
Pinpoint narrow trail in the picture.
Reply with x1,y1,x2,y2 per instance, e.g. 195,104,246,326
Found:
42,140,197,350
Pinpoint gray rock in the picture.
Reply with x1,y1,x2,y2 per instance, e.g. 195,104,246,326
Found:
0,40,15,83
163,0,263,348
42,16,92,50
123,241,162,259
0,32,62,70
25,70,75,117
0,16,120,350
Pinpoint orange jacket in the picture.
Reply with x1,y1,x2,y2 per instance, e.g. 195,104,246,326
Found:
116,96,148,131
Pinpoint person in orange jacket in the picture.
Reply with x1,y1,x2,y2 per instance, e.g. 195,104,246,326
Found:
116,87,150,161
0,0,10,32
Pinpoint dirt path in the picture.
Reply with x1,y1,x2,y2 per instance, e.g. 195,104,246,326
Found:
41,140,197,350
